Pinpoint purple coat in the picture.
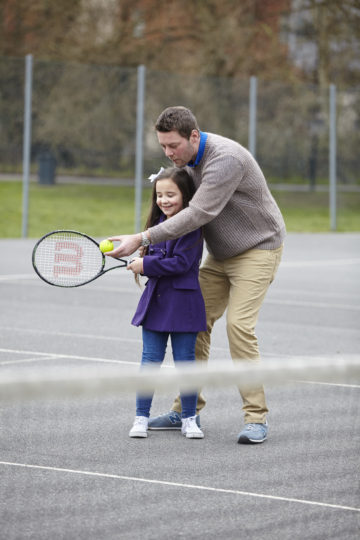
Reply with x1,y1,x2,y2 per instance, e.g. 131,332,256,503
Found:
131,226,207,333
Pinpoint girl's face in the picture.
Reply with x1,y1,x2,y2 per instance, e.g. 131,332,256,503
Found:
155,178,184,218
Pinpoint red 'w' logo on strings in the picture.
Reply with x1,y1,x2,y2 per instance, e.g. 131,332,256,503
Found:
54,241,83,277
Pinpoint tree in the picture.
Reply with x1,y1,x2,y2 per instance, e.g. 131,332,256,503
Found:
284,0,360,87
0,0,83,60
95,0,293,80
1,0,359,86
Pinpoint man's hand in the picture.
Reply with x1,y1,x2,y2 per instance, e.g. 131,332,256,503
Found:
105,233,142,258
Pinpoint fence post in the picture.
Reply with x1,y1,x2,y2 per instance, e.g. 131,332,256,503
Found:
22,54,33,238
329,84,337,232
248,76,257,158
134,65,146,234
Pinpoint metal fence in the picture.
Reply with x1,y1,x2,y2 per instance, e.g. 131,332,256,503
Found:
0,55,359,234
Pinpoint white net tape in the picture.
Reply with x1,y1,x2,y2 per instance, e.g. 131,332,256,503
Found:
1,355,359,402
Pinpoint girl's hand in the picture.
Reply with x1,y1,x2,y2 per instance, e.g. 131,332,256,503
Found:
127,257,144,274
138,246,146,257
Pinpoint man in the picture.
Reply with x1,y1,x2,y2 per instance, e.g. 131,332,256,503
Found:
108,106,286,444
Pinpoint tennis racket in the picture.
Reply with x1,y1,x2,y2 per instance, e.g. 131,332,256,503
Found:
32,230,127,288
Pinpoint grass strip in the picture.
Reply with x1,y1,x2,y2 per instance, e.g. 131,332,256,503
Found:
1,181,359,238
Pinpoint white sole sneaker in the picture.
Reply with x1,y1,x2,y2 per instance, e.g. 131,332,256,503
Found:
129,429,147,439
129,431,148,438
184,431,204,439
181,416,204,439
129,416,148,438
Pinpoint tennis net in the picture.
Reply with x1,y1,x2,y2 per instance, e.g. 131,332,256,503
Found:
1,353,359,539
1,354,359,401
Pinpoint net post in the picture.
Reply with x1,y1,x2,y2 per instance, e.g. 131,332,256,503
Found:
329,83,337,232
248,76,257,158
22,54,33,238
134,65,146,234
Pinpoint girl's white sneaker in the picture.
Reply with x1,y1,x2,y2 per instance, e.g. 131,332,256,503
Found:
181,416,204,439
129,416,149,438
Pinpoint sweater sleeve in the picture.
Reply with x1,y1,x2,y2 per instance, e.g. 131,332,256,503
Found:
149,155,244,244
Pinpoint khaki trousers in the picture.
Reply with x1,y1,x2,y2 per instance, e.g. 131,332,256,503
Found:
171,245,283,423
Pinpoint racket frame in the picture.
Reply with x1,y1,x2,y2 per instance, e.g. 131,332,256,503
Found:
32,229,127,288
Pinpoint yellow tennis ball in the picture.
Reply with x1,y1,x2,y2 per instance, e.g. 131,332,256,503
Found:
99,239,114,253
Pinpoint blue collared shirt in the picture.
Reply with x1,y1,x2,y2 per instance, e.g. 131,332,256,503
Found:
187,131,208,167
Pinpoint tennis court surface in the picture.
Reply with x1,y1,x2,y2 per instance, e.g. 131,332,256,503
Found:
1,233,359,539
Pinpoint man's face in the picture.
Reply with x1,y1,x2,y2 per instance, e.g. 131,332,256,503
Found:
157,130,200,168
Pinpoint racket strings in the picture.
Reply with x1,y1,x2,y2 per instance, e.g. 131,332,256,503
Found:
34,232,103,287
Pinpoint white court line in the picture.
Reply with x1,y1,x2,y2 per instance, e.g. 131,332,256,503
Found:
0,273,133,292
264,319,359,334
0,461,359,513
0,327,350,357
1,258,357,282
0,356,57,366
266,299,360,311
272,288,360,301
298,380,360,389
0,327,235,355
2,275,358,310
280,258,360,268
0,348,138,367
0,348,169,369
0,327,142,344
0,326,299,358
0,274,37,281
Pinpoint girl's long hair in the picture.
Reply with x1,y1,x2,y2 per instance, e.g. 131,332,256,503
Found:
134,167,197,287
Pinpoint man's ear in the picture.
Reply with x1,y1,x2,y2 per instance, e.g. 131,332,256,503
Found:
190,129,200,143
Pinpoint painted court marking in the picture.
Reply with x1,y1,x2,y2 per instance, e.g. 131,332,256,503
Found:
298,380,360,389
0,461,359,513
0,326,142,344
0,274,37,281
1,276,358,310
0,257,359,283
0,348,139,367
0,355,58,366
280,258,360,268
266,298,360,311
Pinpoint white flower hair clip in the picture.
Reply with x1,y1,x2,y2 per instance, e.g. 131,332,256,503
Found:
148,167,165,183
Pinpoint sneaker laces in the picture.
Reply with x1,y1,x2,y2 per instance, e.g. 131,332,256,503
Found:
245,423,266,433
134,416,148,426
182,416,197,430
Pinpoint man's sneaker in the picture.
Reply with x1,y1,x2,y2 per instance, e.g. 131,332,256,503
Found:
148,411,200,430
181,416,204,439
129,416,149,438
237,421,268,444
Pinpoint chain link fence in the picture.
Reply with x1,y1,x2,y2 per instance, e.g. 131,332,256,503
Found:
1,55,359,186
0,56,359,235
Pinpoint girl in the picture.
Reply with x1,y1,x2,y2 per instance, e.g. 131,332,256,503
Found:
127,167,206,439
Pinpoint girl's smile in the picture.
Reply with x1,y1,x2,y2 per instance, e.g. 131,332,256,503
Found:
156,178,183,218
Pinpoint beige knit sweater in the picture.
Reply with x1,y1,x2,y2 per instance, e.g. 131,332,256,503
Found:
149,133,286,261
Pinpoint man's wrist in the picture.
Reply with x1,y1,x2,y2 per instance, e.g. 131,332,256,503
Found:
140,231,151,247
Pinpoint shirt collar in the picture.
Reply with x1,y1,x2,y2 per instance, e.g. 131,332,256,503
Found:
187,131,208,167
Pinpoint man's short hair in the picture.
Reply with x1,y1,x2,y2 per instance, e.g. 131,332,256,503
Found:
155,106,200,139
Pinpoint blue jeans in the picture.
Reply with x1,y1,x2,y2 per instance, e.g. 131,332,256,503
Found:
136,328,198,418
